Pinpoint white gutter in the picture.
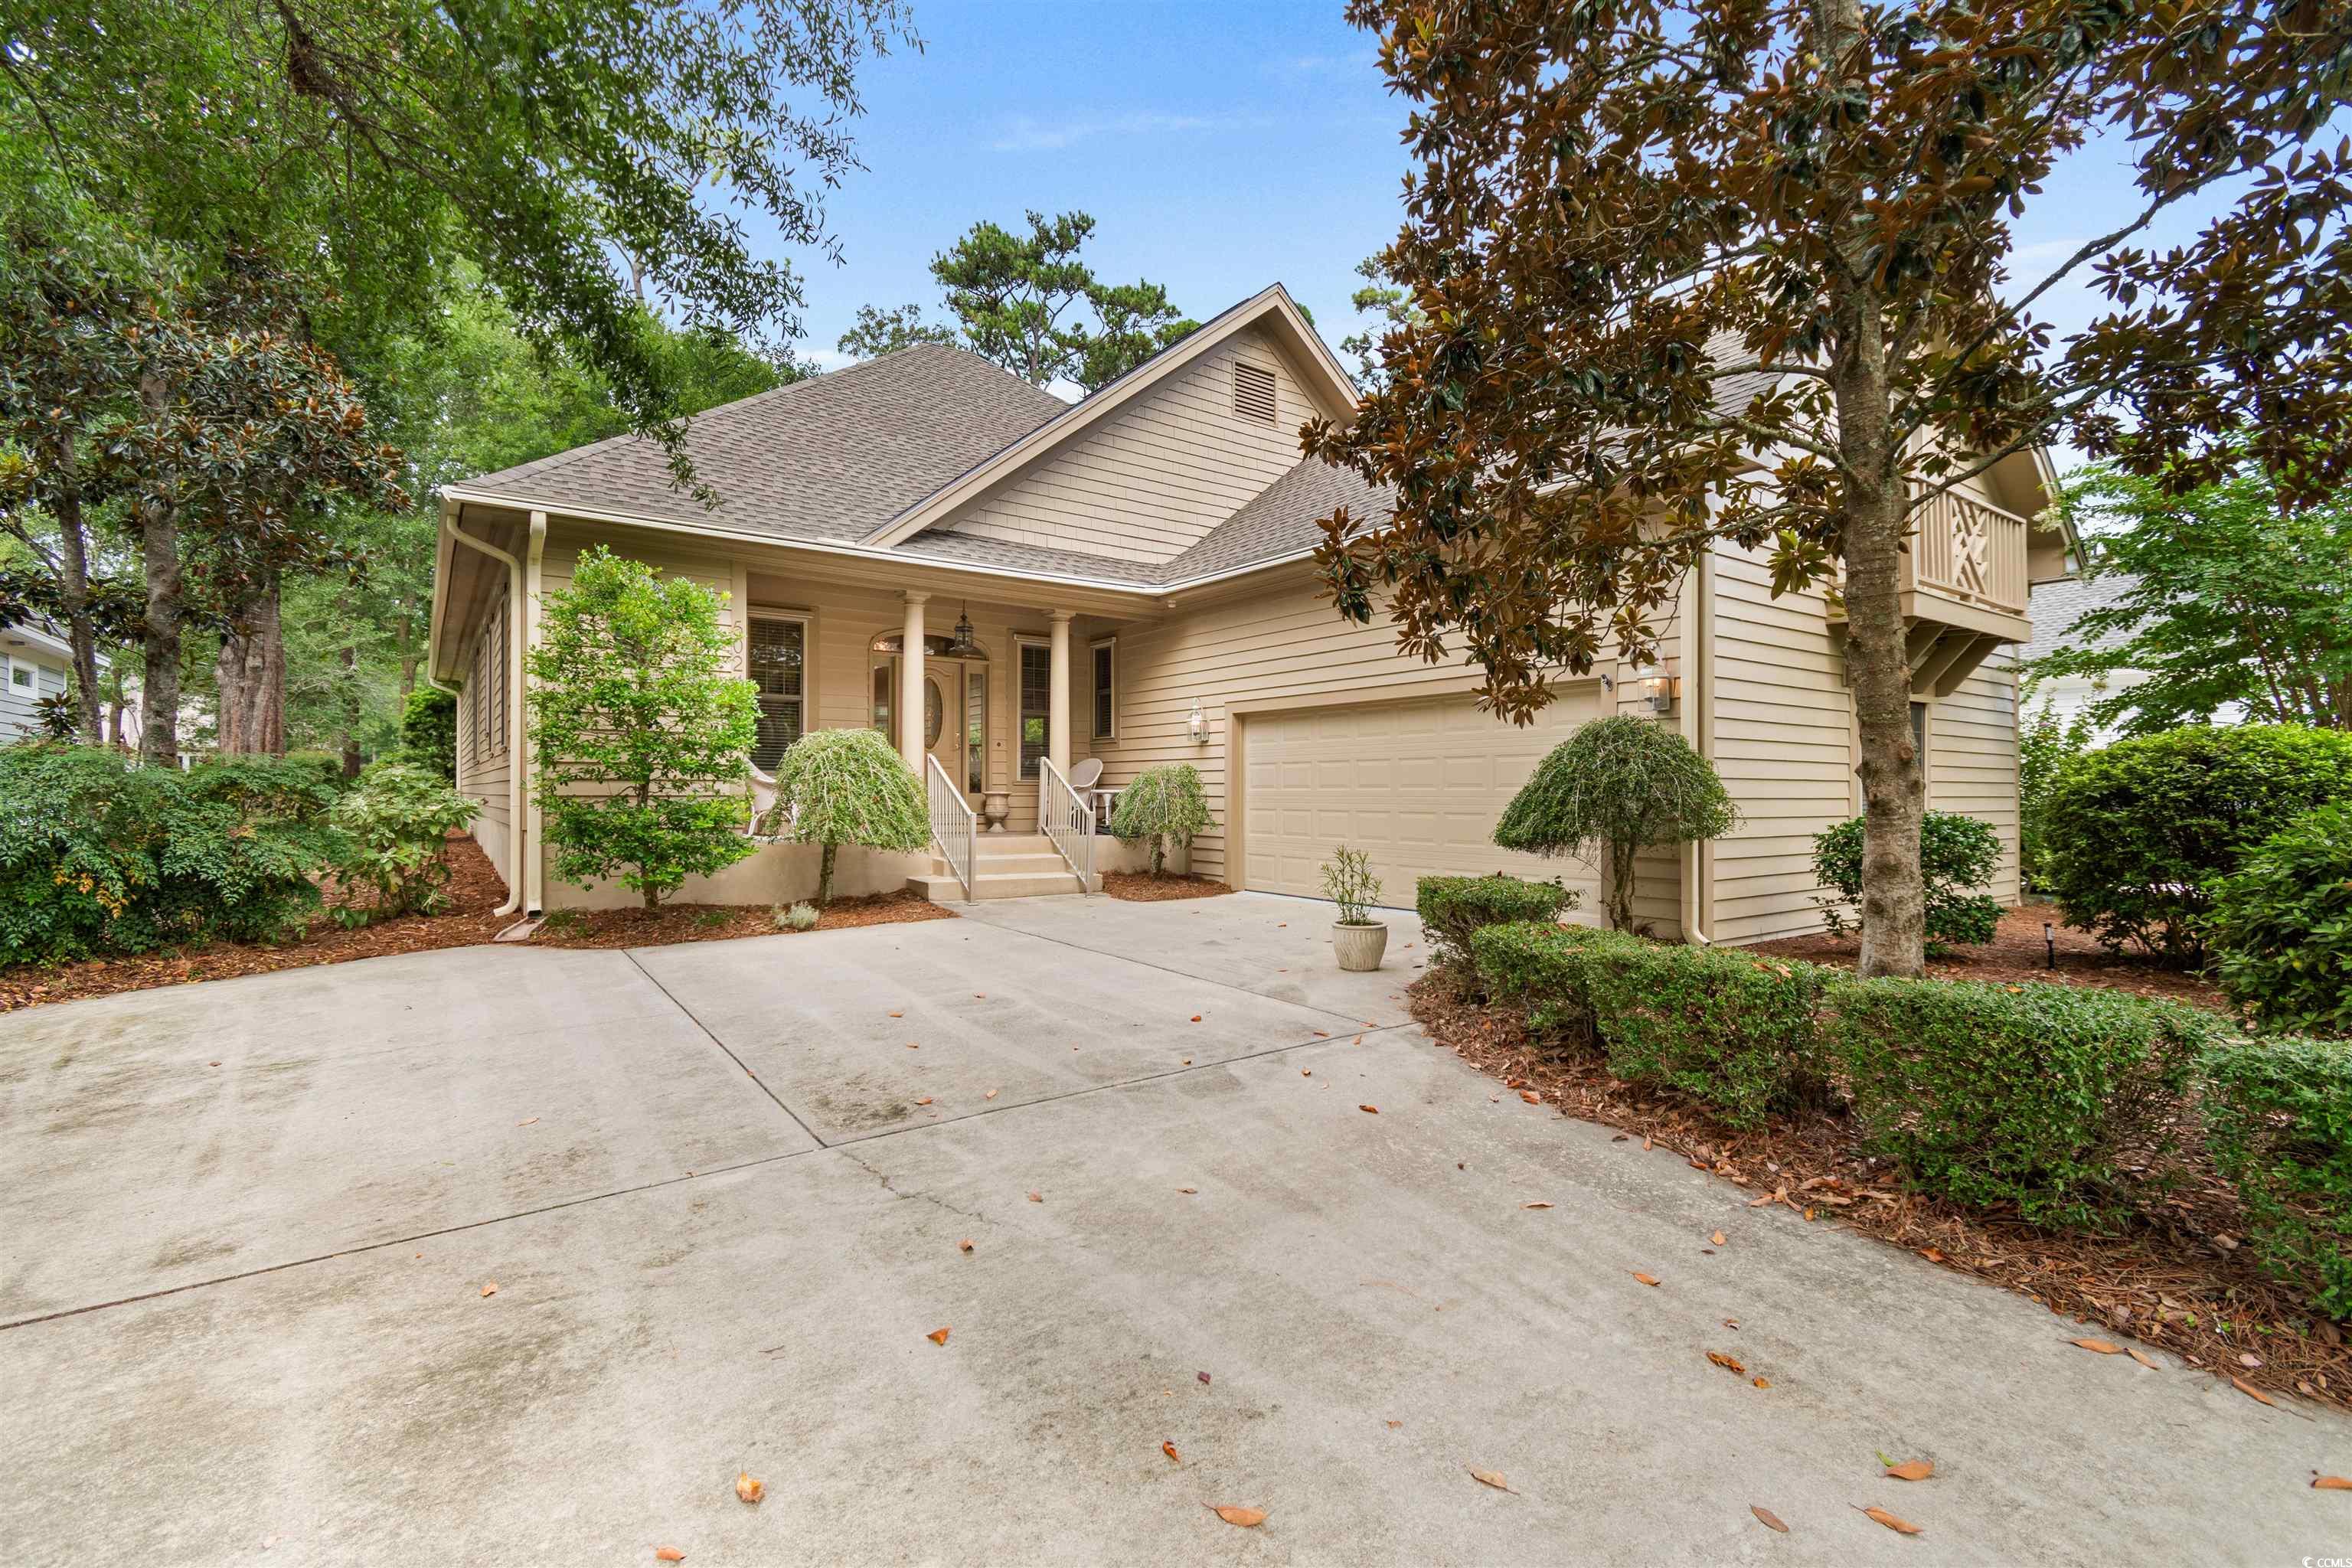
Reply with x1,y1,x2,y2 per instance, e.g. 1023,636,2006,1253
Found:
439,509,528,919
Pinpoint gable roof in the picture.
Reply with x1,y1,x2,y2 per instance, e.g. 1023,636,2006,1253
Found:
2024,571,2142,663
453,344,1067,544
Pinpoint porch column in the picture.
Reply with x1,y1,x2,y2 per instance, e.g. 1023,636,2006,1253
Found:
899,591,928,773
1047,609,1073,777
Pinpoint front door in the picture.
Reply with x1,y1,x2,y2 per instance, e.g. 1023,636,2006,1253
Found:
896,658,988,799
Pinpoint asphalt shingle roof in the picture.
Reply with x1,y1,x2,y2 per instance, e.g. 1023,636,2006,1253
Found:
458,344,1067,543
2024,572,2143,662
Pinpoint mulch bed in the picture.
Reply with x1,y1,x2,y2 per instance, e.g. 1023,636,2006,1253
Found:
1410,968,2350,1413
1749,901,2229,1012
0,835,518,1014
1102,872,1233,902
525,887,955,949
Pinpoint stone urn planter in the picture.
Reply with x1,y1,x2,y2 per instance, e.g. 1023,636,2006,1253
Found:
980,792,1011,833
1331,920,1389,972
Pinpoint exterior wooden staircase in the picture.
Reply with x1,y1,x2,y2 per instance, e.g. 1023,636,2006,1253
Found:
908,832,1092,902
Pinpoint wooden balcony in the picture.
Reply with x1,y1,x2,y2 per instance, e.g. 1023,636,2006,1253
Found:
1827,488,2037,697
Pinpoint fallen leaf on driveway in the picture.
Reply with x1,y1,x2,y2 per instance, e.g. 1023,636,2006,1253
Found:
983,1089,998,1100
1384,1419,1400,1429
1358,1104,1379,1113
1177,1187,1197,1194
2127,1348,2159,1370
1630,1271,1659,1286
735,1472,764,1504
2069,1338,2122,1354
1161,1441,1181,1462
1747,1193,1776,1207
655,1550,686,1563
2231,1376,2277,1407
1518,1089,1541,1104
1883,1459,1934,1481
1751,1505,1788,1533
888,1011,902,1018
1027,1191,1043,1202
515,1116,537,1127
915,1096,933,1106
1706,1351,1746,1375
1857,1506,1922,1534
1198,1371,1210,1384
958,1238,973,1252
1189,1014,1202,1023
480,1282,498,1298
1206,1505,1266,1527
1710,1231,1726,1246
1522,1201,1553,1210
1468,1468,1514,1492
927,1327,950,1345
2314,1474,2352,1490
1752,1376,1772,1389
1302,1070,1312,1076
906,1042,919,1050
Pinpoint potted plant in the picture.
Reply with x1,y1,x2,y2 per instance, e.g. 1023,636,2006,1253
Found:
1322,844,1388,971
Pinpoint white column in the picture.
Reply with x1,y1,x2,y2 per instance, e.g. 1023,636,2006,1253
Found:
899,592,928,773
1047,609,1073,777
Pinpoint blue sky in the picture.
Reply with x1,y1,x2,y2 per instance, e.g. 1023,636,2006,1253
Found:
766,0,2233,416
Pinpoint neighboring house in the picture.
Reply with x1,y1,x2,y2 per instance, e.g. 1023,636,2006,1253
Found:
2020,573,2145,740
0,621,82,742
430,284,2072,939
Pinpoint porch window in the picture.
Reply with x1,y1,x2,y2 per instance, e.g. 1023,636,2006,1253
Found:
1090,639,1116,742
1019,641,1051,778
747,612,806,770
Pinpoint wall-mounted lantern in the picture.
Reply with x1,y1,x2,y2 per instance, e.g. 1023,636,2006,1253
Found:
1188,701,1208,743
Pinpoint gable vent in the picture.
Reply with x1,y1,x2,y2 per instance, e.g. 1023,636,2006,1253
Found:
1232,361,1278,423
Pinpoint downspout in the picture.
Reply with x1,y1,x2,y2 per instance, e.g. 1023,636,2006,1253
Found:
439,508,528,918
1679,547,1713,948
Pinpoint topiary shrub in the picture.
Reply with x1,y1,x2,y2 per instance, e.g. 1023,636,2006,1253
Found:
528,547,761,909
1811,809,2004,954
2038,724,2352,966
1828,977,2216,1229
1493,714,1736,930
772,727,930,906
399,687,459,782
1469,918,1649,1050
2200,1035,2352,1318
1109,763,1213,875
327,760,481,926
2207,802,2352,1037
0,744,344,965
1581,943,1831,1129
1416,874,1579,970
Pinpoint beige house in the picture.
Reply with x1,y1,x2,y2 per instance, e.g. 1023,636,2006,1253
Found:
429,284,2071,938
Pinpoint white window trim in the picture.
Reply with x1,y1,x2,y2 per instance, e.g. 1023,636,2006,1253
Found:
5,655,34,694
1089,635,1117,743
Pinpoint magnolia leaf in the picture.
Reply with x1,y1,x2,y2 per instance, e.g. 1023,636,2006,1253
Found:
1630,1271,1660,1286
926,1326,949,1345
1883,1460,1933,1481
1468,1468,1514,1492
1750,1505,1789,1533
1206,1505,1266,1527
1858,1506,1922,1534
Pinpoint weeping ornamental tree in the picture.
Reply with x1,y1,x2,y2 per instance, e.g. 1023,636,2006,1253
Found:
770,727,929,906
528,548,759,909
1494,717,1737,933
1309,0,2352,978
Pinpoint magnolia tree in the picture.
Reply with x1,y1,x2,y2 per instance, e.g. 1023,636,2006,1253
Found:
528,547,759,908
1493,717,1736,933
1309,0,2352,977
771,727,929,906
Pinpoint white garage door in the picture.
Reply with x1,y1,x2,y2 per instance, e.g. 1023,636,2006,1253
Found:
1240,688,1603,906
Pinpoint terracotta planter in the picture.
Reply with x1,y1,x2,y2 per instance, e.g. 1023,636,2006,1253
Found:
1332,920,1389,972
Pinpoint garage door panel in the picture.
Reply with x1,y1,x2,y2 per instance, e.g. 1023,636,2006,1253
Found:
1242,691,1604,907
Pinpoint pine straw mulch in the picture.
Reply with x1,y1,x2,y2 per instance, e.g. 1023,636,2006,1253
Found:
0,835,518,1014
1101,871,1234,902
1749,901,2228,1011
524,887,956,949
1410,969,2351,1415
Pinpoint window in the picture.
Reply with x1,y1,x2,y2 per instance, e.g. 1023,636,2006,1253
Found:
7,660,31,693
747,613,806,769
1090,639,1116,741
965,668,988,793
1910,701,1930,802
1018,641,1051,778
1233,361,1278,423
470,594,508,762
871,664,893,737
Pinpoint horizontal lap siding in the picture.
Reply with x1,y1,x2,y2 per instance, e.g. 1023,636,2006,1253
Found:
937,327,1312,564
1929,656,2022,903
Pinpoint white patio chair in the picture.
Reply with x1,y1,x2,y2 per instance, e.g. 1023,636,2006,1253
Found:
1070,757,1119,833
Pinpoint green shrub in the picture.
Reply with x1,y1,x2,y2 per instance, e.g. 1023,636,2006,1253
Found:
772,727,929,906
2207,803,2352,1037
1416,874,1579,969
2201,1036,2352,1318
1493,714,1736,930
1108,763,1213,875
2018,700,2096,892
2038,724,2352,965
1468,919,1648,1047
0,744,343,965
399,687,459,782
1828,978,2214,1228
1811,810,2004,953
1582,943,1831,1128
528,547,761,908
776,900,820,933
327,761,482,927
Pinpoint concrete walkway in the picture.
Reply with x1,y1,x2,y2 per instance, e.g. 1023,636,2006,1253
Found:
0,893,2337,1565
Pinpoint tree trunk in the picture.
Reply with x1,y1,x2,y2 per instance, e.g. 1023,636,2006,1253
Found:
135,371,184,769
818,841,838,907
212,570,286,755
396,610,416,697
47,432,106,744
338,640,363,779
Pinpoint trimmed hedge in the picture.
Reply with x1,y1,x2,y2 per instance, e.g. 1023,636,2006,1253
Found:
1829,978,2214,1229
1468,919,1645,1046
1417,874,1579,969
1583,944,1830,1129
2207,802,2352,1038
2201,1037,2352,1318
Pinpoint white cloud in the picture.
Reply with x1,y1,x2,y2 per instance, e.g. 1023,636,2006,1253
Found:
801,347,858,371
987,109,1267,154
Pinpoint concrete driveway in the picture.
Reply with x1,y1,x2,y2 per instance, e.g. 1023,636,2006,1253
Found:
0,893,2337,1566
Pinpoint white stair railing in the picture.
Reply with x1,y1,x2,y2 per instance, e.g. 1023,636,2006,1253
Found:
925,753,977,903
1037,756,1096,891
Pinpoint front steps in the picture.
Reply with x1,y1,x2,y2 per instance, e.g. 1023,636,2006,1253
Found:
906,833,1093,901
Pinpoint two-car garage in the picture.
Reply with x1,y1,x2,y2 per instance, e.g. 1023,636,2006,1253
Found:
1234,687,1604,910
